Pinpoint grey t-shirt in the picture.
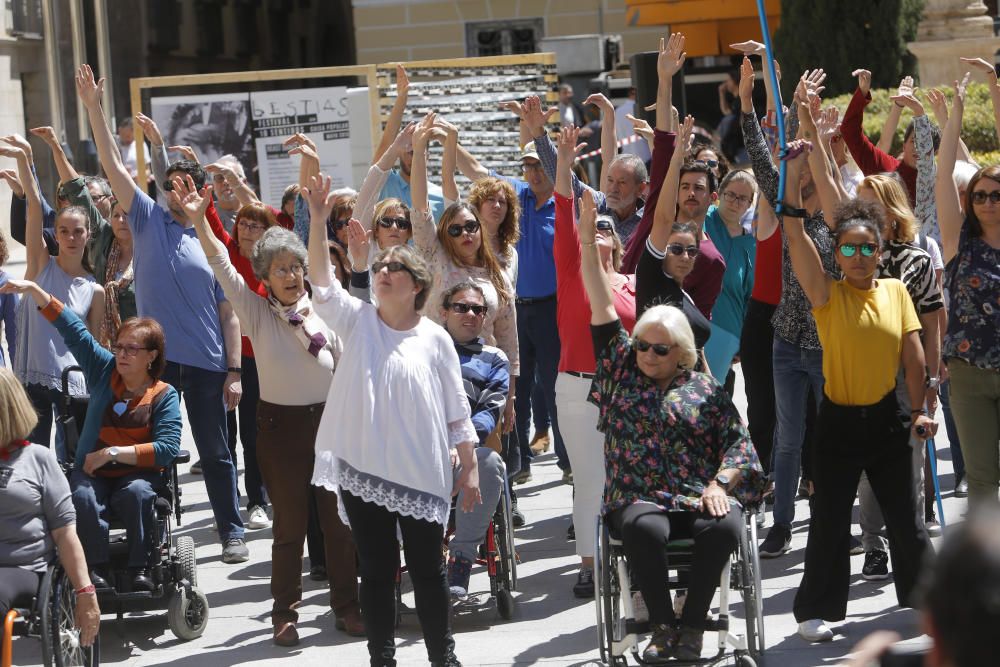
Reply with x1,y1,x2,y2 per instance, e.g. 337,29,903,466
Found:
0,444,76,572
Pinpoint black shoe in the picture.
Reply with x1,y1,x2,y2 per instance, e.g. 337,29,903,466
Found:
572,567,594,598
510,502,526,527
90,570,110,590
862,549,890,581
674,626,704,661
131,568,155,593
309,565,328,581
642,623,678,663
759,525,792,558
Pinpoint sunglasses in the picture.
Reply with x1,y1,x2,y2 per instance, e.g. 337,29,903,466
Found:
447,220,481,237
634,338,672,356
971,190,1000,205
330,218,350,231
449,302,488,316
666,243,700,258
838,243,878,258
372,260,414,276
694,158,719,169
596,218,615,233
378,216,412,231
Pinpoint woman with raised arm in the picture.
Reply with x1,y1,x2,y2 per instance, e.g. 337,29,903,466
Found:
780,140,934,643
552,125,636,597
172,175,362,645
0,137,104,451
579,190,763,662
305,172,478,667
934,72,1000,508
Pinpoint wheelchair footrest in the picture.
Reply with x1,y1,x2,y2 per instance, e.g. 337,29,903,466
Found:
97,590,158,602
704,616,729,632
626,618,651,635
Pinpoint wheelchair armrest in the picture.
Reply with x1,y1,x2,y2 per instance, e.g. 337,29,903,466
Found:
174,450,191,465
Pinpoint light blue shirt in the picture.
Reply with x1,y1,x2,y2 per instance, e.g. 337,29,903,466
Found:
379,168,447,222
127,188,227,371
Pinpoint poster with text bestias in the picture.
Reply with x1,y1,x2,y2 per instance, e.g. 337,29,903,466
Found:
250,87,351,206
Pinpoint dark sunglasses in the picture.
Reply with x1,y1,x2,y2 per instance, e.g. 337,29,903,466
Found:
449,302,488,316
378,216,412,230
634,338,672,356
838,242,878,258
447,220,481,237
971,190,1000,205
596,218,615,232
371,260,414,276
666,243,700,258
694,158,719,169
330,218,350,231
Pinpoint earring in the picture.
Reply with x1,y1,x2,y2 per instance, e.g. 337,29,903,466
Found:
147,360,153,371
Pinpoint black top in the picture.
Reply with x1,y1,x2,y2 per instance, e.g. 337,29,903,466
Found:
635,240,712,351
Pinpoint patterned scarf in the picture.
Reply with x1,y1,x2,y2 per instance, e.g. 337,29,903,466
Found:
266,293,336,371
100,239,134,349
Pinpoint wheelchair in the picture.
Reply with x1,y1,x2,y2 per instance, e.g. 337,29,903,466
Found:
594,505,765,667
2,562,99,667
58,366,209,642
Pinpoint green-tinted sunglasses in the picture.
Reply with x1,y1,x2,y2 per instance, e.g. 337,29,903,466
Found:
838,243,878,258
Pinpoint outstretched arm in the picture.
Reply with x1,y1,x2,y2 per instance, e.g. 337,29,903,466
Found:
781,140,831,309
584,93,617,192
168,175,225,259
303,174,337,289
373,64,410,163
578,195,616,325
76,64,136,213
410,112,437,216
876,76,912,153
650,115,692,250
961,57,1000,144
436,118,460,203
30,126,79,183
935,74,970,263
657,33,686,131
0,141,48,280
799,98,844,226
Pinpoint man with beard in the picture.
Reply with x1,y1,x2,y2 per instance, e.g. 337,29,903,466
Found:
672,160,727,319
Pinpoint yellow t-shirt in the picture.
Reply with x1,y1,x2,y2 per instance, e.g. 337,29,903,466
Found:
813,278,921,406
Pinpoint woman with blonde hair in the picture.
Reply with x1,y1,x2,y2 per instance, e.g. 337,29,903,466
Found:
467,177,521,285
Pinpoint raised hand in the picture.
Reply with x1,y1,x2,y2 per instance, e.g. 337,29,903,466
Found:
782,138,813,173
395,63,410,96
624,114,654,143
954,71,972,105
167,145,199,163
433,116,459,138
412,112,438,151
388,122,417,156
287,142,319,162
523,95,558,133
166,174,212,222
851,68,872,96
583,93,614,117
578,192,598,245
75,64,104,110
204,162,239,183
282,132,317,154
0,169,23,197
556,125,583,161
0,144,26,161
677,114,695,153
500,99,526,121
133,113,164,146
897,75,915,98
959,56,997,79
346,217,372,269
0,277,39,296
302,173,335,219
29,126,59,145
816,106,842,142
890,90,925,116
795,69,827,103
739,56,755,109
657,33,687,79
925,87,949,125
0,133,32,161
729,39,767,56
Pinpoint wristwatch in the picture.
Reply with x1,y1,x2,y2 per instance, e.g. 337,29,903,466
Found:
714,473,731,488
108,446,120,463
926,376,940,390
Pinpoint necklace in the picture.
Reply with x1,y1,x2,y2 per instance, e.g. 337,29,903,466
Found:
113,380,151,416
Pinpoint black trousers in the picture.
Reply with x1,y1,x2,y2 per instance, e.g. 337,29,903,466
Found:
0,567,40,638
739,299,777,474
609,504,742,629
340,490,454,666
793,392,932,622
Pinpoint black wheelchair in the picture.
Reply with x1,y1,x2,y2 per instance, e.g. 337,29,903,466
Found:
594,505,766,667
58,366,208,641
2,562,98,667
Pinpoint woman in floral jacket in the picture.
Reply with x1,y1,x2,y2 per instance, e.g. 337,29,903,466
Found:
577,193,764,664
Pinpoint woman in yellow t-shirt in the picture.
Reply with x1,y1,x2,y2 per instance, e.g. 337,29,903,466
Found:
779,139,937,644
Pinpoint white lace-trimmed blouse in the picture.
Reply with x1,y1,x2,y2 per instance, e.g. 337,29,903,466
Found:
310,268,477,526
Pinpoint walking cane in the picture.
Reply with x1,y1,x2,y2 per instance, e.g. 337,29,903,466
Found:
925,436,946,529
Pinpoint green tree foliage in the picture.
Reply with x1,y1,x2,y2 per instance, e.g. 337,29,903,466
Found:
775,0,926,98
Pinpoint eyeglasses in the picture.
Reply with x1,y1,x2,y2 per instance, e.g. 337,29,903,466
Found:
722,191,752,206
693,158,719,169
971,190,1000,205
666,243,700,258
330,218,350,231
378,216,412,231
634,338,672,356
521,162,543,173
111,344,153,358
449,302,488,316
271,264,305,279
237,221,267,233
447,220,481,237
372,260,415,276
838,243,878,258
596,218,615,233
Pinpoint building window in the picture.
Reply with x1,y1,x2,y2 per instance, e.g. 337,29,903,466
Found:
8,0,43,38
465,19,544,57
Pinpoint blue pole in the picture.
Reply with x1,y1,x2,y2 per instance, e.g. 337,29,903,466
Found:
927,438,946,528
754,0,787,215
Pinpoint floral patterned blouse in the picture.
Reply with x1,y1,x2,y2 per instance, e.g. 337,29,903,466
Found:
944,226,1000,370
588,321,765,517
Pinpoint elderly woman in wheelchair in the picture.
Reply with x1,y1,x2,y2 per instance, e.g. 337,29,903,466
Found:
0,367,100,650
2,279,181,595
577,195,764,663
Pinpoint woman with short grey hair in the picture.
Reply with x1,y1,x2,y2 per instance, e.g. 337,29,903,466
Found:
172,175,364,647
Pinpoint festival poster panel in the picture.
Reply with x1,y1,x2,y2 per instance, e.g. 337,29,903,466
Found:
150,92,255,173
250,87,352,205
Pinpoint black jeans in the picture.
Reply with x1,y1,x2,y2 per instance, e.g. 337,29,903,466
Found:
793,392,932,622
226,355,267,510
0,567,40,638
340,490,455,666
609,504,742,629
739,299,777,474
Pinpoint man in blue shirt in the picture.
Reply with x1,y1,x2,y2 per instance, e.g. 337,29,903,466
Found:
77,64,248,564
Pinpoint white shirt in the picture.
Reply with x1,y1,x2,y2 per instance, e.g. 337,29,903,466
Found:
119,139,137,178
310,272,476,526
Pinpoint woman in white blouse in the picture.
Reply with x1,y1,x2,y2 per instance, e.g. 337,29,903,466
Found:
304,172,480,667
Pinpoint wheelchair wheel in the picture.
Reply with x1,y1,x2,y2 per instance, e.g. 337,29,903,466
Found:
737,654,758,667
175,536,198,587
595,520,628,667
496,589,514,620
742,510,766,656
167,587,209,641
497,488,518,592
40,565,99,667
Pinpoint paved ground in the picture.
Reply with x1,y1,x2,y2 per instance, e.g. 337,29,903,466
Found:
7,247,962,666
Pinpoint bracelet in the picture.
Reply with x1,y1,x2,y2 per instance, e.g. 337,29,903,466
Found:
227,367,242,375
75,584,96,596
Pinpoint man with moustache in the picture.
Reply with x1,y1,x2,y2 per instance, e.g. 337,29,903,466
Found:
673,160,726,319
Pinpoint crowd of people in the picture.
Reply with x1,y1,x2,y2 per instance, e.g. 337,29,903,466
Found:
0,28,999,666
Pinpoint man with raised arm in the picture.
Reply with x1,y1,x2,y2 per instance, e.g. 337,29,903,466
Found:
75,64,248,564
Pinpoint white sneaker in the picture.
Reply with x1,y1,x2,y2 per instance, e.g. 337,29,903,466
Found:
631,591,649,623
798,619,833,642
673,590,686,617
247,505,271,530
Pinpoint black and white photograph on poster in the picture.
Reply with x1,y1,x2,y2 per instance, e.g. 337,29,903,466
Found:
250,87,352,205
149,92,255,179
